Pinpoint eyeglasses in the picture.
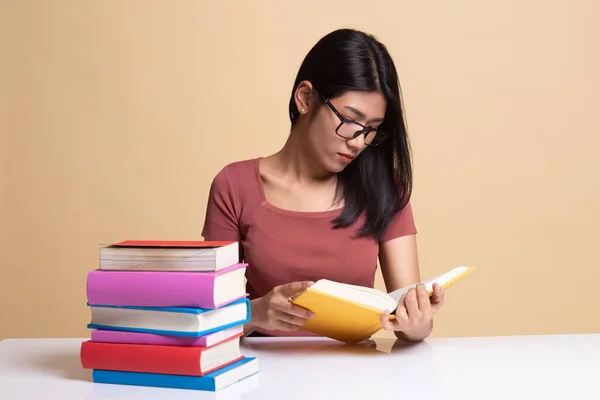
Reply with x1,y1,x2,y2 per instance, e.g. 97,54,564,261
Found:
315,90,388,146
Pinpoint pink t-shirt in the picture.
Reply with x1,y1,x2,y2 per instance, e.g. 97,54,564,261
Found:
201,157,417,336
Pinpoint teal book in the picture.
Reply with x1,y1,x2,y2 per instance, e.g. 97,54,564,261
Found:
92,357,259,391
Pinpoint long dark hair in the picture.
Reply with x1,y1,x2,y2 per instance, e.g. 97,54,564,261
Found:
288,28,413,242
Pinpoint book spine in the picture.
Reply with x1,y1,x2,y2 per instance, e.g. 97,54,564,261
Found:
86,270,217,308
90,356,257,391
81,341,242,376
81,341,205,375
87,297,252,338
92,369,217,391
90,328,244,347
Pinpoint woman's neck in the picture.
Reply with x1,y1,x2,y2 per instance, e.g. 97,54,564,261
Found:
272,127,335,185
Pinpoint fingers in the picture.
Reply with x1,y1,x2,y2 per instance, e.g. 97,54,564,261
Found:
278,281,314,297
275,302,313,331
278,301,314,320
381,283,446,334
264,303,311,331
431,283,441,301
275,284,314,319
431,283,445,314
416,283,429,304
381,294,408,331
277,310,309,327
416,283,432,318
405,287,421,318
395,293,409,321
274,320,302,331
432,283,444,302
260,281,316,332
380,309,397,331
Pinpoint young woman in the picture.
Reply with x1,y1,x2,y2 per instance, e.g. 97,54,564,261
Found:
202,28,444,341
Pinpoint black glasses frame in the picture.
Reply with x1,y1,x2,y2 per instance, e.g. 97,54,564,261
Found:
315,90,388,147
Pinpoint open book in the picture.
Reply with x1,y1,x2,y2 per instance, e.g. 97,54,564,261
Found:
291,266,475,343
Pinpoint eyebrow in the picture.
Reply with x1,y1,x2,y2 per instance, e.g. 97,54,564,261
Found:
343,106,385,124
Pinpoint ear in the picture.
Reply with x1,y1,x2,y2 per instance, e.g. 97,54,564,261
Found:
294,80,314,115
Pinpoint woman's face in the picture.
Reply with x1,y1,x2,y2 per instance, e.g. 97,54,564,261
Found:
305,89,387,173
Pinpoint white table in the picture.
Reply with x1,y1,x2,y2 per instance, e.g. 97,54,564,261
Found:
1,334,599,399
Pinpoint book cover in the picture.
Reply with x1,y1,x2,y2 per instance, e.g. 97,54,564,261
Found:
110,240,236,247
292,266,475,343
80,335,243,376
292,289,384,343
90,325,244,347
86,263,247,308
91,357,259,392
99,240,239,271
87,297,250,337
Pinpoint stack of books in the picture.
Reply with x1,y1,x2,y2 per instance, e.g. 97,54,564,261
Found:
79,240,259,392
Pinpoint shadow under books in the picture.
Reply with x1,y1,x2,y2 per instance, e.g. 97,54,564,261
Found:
37,349,92,382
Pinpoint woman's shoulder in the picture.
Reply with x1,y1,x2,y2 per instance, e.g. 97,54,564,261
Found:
208,157,262,200
211,157,260,184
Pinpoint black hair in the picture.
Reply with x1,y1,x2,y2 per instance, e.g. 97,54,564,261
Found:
288,28,412,242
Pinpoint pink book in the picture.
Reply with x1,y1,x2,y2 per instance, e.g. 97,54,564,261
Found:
90,325,244,347
86,263,247,309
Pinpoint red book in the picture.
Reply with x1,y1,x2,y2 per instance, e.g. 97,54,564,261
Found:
80,334,243,376
113,240,235,247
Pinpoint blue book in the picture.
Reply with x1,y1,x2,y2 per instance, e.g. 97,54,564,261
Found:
87,297,250,337
92,357,259,392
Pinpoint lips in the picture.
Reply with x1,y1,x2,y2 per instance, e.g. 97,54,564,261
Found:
338,153,355,160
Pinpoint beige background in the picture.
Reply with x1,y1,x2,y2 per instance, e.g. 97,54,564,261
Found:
2,0,599,340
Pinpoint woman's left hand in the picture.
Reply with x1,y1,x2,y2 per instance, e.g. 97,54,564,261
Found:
380,283,445,340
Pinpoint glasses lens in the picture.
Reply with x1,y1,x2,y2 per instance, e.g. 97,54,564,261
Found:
337,122,379,145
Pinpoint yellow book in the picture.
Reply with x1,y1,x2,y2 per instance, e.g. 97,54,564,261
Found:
291,266,475,343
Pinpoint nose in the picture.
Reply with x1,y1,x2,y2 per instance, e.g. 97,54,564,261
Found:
346,134,366,151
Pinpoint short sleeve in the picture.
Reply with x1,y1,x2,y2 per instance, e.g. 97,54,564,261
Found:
380,201,417,243
201,166,242,242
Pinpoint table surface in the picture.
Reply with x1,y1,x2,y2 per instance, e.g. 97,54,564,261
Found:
1,333,599,399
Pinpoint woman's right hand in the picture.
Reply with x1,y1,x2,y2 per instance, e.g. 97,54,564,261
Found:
249,281,315,331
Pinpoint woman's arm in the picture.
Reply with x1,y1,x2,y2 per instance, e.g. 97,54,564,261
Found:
202,167,253,334
379,234,444,341
379,234,420,293
379,234,429,340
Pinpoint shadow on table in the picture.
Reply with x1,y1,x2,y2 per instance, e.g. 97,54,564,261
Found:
90,373,260,400
239,336,440,398
36,347,92,382
241,336,432,356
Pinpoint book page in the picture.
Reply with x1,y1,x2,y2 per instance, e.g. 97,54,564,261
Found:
310,279,397,311
387,266,472,302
